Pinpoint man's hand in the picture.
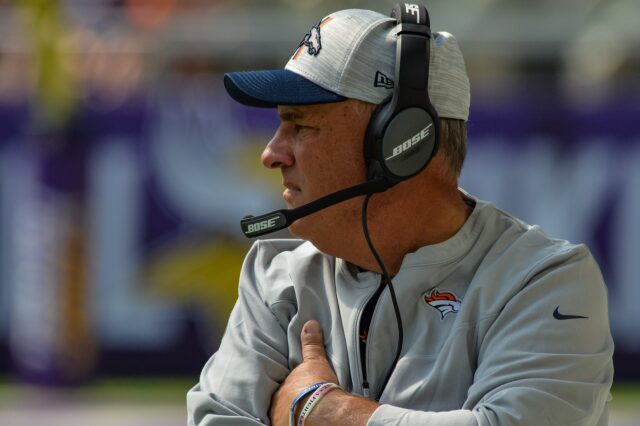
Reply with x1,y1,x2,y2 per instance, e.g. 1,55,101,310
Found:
269,320,338,426
269,320,379,426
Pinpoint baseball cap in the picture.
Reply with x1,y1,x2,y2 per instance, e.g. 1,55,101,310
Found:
224,8,470,121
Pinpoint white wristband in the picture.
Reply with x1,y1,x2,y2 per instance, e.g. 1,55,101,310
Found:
289,382,326,426
297,382,341,426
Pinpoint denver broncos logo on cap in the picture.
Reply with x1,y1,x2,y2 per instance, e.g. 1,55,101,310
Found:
291,17,333,60
423,289,462,320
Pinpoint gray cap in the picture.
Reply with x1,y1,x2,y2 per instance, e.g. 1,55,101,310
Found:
224,8,470,121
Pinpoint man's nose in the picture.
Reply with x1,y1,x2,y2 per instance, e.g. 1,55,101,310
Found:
261,128,294,169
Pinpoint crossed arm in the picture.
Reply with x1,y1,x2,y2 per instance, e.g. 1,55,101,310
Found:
187,242,613,426
268,320,378,426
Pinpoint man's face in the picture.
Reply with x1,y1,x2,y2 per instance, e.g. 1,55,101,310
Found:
261,100,373,242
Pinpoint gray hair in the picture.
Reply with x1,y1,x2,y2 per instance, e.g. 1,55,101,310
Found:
439,118,467,179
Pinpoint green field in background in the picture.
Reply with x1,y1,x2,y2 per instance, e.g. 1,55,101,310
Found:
1,377,638,408
609,382,640,410
0,377,193,405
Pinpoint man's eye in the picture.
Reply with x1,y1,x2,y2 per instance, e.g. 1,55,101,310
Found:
295,124,310,133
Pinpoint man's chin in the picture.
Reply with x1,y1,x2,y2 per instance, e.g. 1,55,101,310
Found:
287,219,307,239
287,198,361,238
283,188,304,208
287,216,324,243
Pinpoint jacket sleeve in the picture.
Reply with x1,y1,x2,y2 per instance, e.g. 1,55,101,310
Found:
187,241,295,425
368,245,614,426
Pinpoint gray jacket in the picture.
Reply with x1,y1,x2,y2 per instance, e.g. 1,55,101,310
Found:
187,200,614,425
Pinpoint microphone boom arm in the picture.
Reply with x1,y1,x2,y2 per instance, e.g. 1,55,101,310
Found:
240,177,393,238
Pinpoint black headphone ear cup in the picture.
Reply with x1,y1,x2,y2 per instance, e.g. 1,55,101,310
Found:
364,100,393,181
365,103,439,182
380,108,438,180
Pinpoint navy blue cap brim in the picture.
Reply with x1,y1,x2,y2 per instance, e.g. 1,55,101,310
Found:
224,70,346,108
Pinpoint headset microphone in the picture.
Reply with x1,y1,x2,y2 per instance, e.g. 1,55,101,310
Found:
240,177,393,238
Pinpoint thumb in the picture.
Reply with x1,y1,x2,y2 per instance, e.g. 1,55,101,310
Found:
301,320,327,361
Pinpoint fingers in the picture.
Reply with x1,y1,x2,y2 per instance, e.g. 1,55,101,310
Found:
301,320,327,361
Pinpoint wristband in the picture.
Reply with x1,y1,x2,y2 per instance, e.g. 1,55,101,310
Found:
297,382,341,426
289,382,326,426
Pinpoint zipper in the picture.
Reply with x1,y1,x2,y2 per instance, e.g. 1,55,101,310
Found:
358,280,385,398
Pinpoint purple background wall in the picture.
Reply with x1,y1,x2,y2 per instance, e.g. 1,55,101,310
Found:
1,87,638,383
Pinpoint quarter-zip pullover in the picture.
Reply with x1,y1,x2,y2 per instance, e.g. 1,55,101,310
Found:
187,199,613,426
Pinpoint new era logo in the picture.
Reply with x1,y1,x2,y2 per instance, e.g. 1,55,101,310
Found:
374,71,394,89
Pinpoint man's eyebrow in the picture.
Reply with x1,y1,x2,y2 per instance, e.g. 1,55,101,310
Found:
278,109,305,122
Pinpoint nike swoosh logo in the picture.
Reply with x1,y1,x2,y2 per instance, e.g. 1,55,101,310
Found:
553,306,588,320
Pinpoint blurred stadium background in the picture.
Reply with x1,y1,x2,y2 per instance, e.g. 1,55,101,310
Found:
0,0,638,424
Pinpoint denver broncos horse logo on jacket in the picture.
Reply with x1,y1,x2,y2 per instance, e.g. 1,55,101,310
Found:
424,289,462,319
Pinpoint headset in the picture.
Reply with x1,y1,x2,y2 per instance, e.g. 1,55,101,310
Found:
241,3,438,238
365,3,439,184
360,4,437,400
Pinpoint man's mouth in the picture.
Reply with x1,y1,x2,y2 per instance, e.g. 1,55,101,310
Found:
283,181,301,191
282,182,301,204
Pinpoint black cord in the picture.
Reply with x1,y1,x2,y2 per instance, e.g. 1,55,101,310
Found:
361,193,404,401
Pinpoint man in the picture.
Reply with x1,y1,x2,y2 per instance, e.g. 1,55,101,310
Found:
188,6,614,426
